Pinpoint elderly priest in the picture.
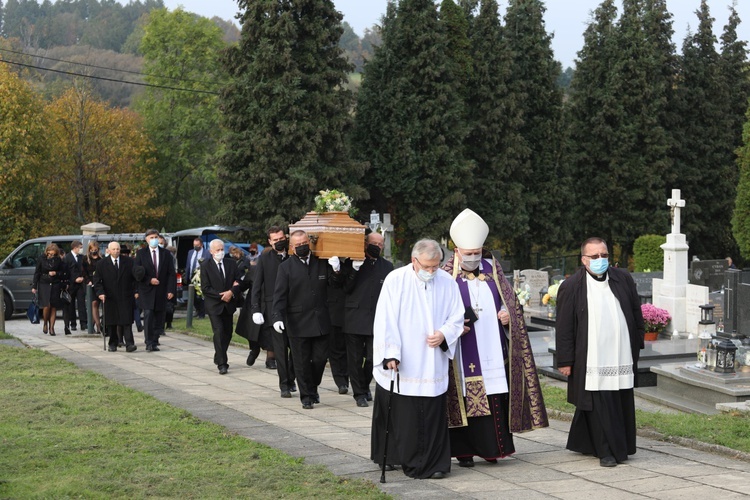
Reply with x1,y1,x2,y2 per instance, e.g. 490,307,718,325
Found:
370,239,464,480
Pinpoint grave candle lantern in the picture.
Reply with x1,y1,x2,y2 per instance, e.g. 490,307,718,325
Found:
714,338,738,374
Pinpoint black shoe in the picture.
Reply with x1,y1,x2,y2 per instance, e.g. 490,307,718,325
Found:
70,326,77,331
108,347,117,352
356,398,368,408
599,456,617,468
366,390,373,401
302,402,314,410
219,365,228,375
484,458,498,464
166,323,172,330
247,349,260,366
313,394,320,404
265,359,277,370
126,345,137,352
146,345,152,351
280,390,292,398
49,330,56,336
429,471,446,479
137,325,144,332
458,457,474,468
384,464,397,471
338,385,349,395
290,384,297,392
118,342,124,348
64,327,71,335
151,346,160,351
80,324,88,331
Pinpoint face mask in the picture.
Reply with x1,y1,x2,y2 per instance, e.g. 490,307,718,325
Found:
250,250,257,256
158,243,164,248
589,257,609,275
295,244,310,258
366,244,381,259
214,251,225,261
194,245,202,251
274,240,288,252
148,238,159,248
417,268,436,282
459,251,482,271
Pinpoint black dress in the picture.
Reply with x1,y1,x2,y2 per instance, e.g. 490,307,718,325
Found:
33,256,66,308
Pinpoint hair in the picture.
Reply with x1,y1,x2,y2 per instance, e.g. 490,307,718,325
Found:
107,241,120,251
229,246,243,259
209,239,224,251
144,228,159,238
45,243,60,256
194,237,202,244
580,237,607,256
289,230,307,240
267,225,284,238
411,239,442,260
71,240,82,250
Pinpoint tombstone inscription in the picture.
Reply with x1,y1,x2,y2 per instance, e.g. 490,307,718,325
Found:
521,269,549,308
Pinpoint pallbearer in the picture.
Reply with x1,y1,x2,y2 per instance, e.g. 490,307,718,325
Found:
444,209,548,468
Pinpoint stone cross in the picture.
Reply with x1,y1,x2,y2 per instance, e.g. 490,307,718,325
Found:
667,189,686,235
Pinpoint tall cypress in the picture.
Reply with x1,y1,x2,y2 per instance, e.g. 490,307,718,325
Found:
216,0,364,229
352,0,471,258
504,0,564,266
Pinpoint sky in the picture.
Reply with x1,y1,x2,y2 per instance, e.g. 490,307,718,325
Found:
161,0,750,68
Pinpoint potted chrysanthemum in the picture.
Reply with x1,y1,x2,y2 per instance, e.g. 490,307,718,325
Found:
641,303,671,341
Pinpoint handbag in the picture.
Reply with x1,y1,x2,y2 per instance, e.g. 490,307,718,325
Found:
60,289,72,304
27,295,40,324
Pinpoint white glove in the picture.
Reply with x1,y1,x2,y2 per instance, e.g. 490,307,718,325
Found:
252,312,264,325
328,256,340,272
352,260,364,271
273,321,285,333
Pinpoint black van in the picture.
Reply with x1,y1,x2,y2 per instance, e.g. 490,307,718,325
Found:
0,233,146,320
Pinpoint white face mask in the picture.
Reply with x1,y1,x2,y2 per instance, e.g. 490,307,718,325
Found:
214,251,225,261
417,268,436,282
459,250,482,271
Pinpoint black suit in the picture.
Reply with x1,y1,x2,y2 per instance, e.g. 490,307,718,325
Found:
64,252,87,329
93,256,136,349
272,255,337,404
251,249,295,391
135,246,176,349
326,284,348,389
200,257,243,369
340,257,393,400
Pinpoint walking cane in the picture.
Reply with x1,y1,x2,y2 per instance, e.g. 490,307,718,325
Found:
100,297,107,352
380,369,397,483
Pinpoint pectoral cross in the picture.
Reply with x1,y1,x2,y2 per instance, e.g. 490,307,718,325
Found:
468,363,476,373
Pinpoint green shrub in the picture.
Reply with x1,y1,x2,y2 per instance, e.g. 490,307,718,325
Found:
633,234,666,271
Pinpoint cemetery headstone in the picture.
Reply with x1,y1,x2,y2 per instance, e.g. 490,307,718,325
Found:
685,284,709,336
738,283,750,337
521,269,549,308
708,291,724,327
725,269,741,334
690,259,728,291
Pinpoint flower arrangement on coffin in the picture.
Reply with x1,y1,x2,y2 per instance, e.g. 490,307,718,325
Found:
641,303,671,341
542,281,563,307
314,189,356,215
516,284,531,306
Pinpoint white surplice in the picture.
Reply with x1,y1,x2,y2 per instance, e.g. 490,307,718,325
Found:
372,265,465,397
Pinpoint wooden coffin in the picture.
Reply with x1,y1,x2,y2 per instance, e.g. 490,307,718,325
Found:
288,211,366,259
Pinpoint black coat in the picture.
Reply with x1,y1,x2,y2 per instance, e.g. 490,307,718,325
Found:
64,252,85,292
272,255,338,338
93,256,136,326
555,266,645,411
134,246,176,311
200,257,243,316
340,257,393,336
250,249,287,325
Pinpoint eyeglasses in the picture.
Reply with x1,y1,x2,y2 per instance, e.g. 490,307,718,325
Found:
415,258,440,272
583,253,609,259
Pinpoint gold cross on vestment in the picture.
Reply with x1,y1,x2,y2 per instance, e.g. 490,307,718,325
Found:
469,363,476,373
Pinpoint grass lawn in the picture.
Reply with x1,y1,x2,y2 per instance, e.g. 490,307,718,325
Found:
0,345,387,499
540,380,750,454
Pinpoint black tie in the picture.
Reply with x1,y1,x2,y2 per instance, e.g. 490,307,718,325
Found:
218,261,224,279
115,259,119,270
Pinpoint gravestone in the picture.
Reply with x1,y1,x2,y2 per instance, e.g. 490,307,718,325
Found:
631,271,663,303
685,284,709,336
738,283,750,336
689,259,728,291
725,269,741,334
520,269,549,308
708,291,724,327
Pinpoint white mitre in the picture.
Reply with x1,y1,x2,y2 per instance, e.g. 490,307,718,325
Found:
450,208,489,249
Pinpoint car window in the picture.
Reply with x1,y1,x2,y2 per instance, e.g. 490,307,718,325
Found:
12,243,46,268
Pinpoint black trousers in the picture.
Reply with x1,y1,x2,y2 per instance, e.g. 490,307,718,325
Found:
345,333,373,400
67,284,86,328
328,325,349,388
269,326,295,391
209,309,234,368
107,324,134,348
288,335,329,404
143,308,165,349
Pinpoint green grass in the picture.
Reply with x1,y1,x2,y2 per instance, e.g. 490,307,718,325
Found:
173,316,250,347
0,345,388,499
540,379,750,454
0,331,14,339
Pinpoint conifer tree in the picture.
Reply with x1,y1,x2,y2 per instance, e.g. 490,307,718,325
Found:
216,0,364,229
504,0,564,266
352,0,471,257
734,108,750,259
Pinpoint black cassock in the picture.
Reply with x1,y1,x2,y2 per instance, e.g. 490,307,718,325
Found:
93,256,136,326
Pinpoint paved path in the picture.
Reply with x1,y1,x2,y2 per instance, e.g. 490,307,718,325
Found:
6,317,750,499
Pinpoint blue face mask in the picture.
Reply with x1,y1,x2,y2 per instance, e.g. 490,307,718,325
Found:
589,257,609,275
148,238,159,248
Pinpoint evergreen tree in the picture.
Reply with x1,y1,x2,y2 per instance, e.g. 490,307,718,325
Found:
352,0,471,258
216,0,364,230
463,0,527,246
734,106,750,259
439,0,472,96
673,0,736,258
504,0,564,266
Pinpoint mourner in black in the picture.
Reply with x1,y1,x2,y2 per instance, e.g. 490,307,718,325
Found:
272,230,341,409
327,273,349,395
32,243,67,336
134,229,176,352
340,232,393,407
201,239,243,375
64,240,87,332
93,242,138,352
250,226,295,397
